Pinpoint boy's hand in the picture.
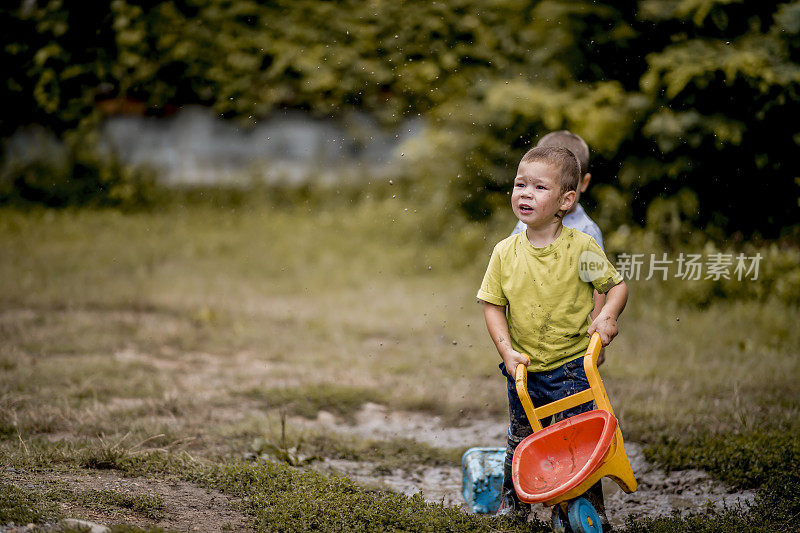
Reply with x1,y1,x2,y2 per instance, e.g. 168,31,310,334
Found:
502,350,530,376
588,313,618,346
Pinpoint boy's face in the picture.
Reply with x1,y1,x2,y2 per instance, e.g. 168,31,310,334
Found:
511,161,575,229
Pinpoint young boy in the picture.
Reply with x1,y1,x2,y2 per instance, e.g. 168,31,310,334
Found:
477,146,628,530
511,130,602,248
512,130,609,366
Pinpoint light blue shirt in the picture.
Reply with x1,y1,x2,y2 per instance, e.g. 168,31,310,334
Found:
511,203,604,250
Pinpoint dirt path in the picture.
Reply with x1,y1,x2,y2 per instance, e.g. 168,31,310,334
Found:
303,403,756,528
2,468,252,532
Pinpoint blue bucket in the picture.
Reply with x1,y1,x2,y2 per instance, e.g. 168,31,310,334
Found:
461,447,506,514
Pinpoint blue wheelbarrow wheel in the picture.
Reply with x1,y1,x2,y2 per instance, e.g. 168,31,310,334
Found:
566,497,602,533
550,504,570,533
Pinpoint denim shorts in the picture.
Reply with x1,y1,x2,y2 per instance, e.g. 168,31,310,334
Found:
500,358,594,466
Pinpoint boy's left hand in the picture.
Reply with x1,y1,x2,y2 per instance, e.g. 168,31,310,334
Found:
588,313,618,346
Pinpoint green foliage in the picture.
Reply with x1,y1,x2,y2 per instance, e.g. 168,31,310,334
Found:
603,222,800,306
3,1,798,234
0,128,161,209
410,0,799,236
250,411,319,467
1,1,119,138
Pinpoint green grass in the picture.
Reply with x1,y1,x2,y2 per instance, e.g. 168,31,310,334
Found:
77,490,165,521
0,482,62,524
0,198,798,531
0,479,166,530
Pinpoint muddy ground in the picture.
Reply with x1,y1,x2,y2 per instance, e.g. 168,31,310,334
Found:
2,401,756,532
306,403,756,528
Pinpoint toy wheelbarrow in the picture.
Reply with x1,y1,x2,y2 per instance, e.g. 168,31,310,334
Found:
512,332,637,533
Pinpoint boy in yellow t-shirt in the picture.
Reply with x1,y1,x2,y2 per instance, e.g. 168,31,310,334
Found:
477,146,628,528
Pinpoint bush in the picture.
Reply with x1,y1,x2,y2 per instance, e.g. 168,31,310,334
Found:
601,222,800,307
0,128,161,210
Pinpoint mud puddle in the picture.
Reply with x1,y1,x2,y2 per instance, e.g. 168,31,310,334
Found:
302,403,756,527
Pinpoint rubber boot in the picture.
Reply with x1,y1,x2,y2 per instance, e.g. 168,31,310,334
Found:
495,463,530,522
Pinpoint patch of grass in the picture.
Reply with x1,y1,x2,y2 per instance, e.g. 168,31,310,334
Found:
624,431,800,531
79,444,134,471
0,482,62,524
1,440,537,532
247,421,465,471
32,486,166,523
305,434,466,471
241,384,385,422
78,490,165,521
643,430,800,491
621,466,800,533
190,459,540,533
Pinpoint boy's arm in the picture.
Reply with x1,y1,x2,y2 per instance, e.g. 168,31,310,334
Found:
588,281,628,346
482,301,530,373
591,290,607,365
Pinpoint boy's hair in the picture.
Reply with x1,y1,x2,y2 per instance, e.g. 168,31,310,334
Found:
536,130,589,177
520,146,581,194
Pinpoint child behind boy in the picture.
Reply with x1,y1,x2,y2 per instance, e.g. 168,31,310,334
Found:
477,146,628,530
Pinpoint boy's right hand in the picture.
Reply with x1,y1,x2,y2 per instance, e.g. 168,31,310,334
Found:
503,350,530,376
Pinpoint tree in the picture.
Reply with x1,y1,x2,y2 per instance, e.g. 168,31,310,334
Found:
412,0,800,237
2,0,798,236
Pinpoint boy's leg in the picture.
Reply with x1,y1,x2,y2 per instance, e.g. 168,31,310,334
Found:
585,481,610,531
498,363,532,519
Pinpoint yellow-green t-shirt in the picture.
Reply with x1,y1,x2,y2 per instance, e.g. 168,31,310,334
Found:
477,227,623,372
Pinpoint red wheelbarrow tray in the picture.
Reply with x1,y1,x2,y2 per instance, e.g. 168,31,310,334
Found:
511,332,638,507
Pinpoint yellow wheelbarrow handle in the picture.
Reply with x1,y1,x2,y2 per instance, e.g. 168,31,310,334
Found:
514,332,608,432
